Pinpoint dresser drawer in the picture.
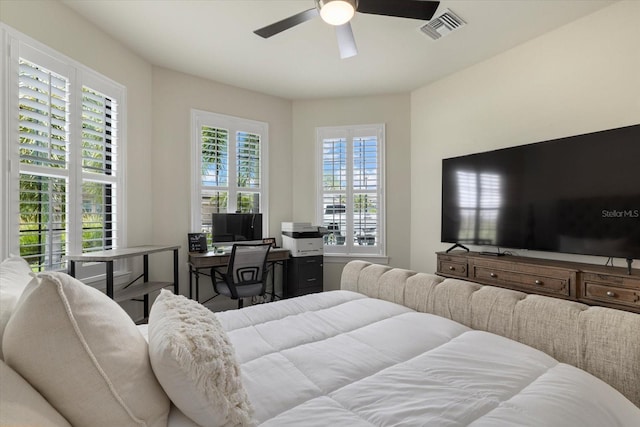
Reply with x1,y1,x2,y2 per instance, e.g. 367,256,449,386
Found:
580,273,640,310
437,259,468,278
471,266,570,297
437,253,469,279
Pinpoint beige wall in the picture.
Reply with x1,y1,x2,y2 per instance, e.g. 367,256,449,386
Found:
151,67,293,303
292,95,412,289
410,0,640,273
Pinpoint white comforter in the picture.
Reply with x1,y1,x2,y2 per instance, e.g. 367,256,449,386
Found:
173,290,640,426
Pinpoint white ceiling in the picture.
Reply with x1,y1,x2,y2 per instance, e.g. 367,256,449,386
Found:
62,0,616,100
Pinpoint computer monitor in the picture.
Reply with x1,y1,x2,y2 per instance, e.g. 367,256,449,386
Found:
211,213,263,243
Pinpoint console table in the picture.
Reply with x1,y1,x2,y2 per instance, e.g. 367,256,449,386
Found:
436,251,640,313
66,245,180,317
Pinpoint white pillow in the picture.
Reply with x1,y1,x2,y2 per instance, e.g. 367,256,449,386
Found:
148,289,255,427
0,359,71,427
3,271,170,427
0,255,34,360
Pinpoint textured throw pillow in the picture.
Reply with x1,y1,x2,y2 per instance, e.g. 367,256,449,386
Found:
0,255,34,360
0,359,71,427
3,272,170,427
148,289,254,427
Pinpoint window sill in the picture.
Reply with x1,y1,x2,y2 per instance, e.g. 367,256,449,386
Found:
323,254,389,265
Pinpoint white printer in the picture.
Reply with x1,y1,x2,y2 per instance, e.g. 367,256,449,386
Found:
281,222,324,257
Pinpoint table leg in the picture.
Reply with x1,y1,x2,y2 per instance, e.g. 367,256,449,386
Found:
68,261,76,277
195,269,200,303
143,255,149,318
270,261,276,302
173,249,179,295
106,261,114,299
282,258,288,299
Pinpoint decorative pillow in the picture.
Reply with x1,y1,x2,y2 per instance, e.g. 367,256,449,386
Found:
0,359,71,427
148,289,254,427
0,255,34,360
2,271,170,427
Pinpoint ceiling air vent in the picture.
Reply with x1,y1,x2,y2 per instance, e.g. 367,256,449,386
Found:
420,9,466,40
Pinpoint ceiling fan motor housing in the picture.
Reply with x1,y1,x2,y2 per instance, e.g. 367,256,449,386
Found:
316,0,358,25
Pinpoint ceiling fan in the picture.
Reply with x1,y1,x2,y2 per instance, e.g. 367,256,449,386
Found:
254,0,441,59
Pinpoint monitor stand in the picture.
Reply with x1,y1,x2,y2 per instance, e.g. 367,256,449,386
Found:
627,258,633,275
446,243,469,253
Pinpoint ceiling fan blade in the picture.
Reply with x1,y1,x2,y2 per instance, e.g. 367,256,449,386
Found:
335,23,358,59
357,0,440,21
254,8,319,38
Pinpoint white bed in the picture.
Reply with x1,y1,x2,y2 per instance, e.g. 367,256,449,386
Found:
3,256,638,427
162,289,639,426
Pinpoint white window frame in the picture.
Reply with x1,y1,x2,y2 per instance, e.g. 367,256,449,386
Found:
1,24,127,281
316,124,387,263
190,109,269,237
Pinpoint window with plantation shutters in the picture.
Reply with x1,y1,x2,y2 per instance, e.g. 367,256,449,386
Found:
17,58,70,271
191,110,268,240
317,124,385,257
3,29,125,272
81,86,119,253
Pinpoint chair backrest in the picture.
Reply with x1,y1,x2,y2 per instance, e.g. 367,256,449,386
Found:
227,243,271,286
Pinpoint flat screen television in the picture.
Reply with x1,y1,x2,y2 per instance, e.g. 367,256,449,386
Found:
441,124,640,260
211,213,263,243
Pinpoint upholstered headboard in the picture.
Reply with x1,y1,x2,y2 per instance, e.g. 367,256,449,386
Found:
340,260,640,408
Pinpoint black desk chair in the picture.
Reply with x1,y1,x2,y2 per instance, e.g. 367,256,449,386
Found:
211,243,271,308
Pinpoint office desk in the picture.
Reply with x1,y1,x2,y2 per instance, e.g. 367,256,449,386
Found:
188,248,290,303
66,245,180,317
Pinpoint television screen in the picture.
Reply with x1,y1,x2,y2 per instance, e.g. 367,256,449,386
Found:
211,213,263,243
441,124,640,259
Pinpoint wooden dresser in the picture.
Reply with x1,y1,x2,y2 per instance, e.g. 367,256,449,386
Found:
436,251,640,313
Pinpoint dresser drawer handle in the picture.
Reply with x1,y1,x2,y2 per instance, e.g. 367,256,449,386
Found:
606,291,616,298
306,278,317,282
490,273,497,278
449,266,455,271
534,280,543,286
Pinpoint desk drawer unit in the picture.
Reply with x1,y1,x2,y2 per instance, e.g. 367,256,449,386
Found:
468,258,575,298
580,272,640,312
287,255,323,297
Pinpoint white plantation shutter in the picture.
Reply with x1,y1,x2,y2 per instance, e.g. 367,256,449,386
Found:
200,125,229,235
353,135,379,247
321,137,348,246
317,124,385,257
82,87,116,174
236,131,261,212
191,110,268,238
237,131,260,188
202,126,228,187
18,58,70,270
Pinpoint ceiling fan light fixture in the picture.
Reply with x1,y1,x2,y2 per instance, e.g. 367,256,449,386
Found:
318,0,356,26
